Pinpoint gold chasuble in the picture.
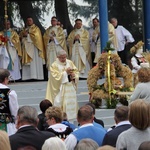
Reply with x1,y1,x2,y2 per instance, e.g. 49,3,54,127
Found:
7,29,22,57
1,29,22,80
108,22,118,53
46,58,79,120
20,24,45,80
67,28,91,78
20,24,45,65
2,29,22,61
43,26,67,70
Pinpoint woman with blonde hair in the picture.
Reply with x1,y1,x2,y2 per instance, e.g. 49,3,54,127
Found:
45,106,72,140
116,99,150,150
75,138,99,150
0,130,11,150
130,67,150,103
97,145,115,150
42,137,67,150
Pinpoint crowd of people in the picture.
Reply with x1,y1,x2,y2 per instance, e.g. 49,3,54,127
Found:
0,67,150,149
0,16,150,150
0,95,150,150
0,15,135,81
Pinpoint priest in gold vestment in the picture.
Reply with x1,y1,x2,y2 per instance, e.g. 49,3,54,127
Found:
46,50,79,120
108,21,118,53
67,19,91,78
91,21,118,63
20,17,45,80
2,21,22,80
43,16,67,72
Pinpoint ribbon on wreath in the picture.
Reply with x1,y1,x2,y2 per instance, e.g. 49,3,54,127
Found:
107,50,111,105
107,50,117,105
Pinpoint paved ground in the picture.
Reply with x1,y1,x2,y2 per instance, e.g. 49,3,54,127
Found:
9,80,115,129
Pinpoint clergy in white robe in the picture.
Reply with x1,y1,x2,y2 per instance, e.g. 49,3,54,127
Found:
89,18,99,66
2,21,22,80
67,19,91,78
91,25,101,63
0,32,10,69
46,50,79,120
20,17,45,80
43,16,67,72
0,45,9,69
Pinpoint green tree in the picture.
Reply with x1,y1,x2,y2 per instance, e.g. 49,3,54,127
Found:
73,0,143,41
1,0,73,34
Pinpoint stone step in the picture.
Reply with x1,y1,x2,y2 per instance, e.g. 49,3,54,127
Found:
9,80,115,129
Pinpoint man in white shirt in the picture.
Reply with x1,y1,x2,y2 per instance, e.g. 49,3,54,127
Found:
65,105,106,150
110,18,135,64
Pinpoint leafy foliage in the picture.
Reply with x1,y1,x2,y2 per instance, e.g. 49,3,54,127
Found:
104,41,115,52
68,0,99,19
106,98,118,109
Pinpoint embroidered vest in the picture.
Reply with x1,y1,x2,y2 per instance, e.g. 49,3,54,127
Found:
0,88,14,123
47,126,73,140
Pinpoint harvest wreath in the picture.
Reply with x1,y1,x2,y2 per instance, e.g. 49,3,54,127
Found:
87,49,133,108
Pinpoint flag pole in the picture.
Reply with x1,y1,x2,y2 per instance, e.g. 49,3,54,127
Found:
4,0,8,30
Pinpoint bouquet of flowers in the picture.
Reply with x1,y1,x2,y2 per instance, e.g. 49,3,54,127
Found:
0,35,8,46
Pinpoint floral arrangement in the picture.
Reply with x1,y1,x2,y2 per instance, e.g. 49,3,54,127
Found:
0,34,8,46
87,52,133,108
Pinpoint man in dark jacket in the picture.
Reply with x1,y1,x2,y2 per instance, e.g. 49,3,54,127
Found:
9,106,55,150
102,106,131,147
86,102,104,127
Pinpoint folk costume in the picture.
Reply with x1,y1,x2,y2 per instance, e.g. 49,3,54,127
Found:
0,83,18,136
65,123,106,150
130,41,149,74
130,41,149,86
47,123,72,140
